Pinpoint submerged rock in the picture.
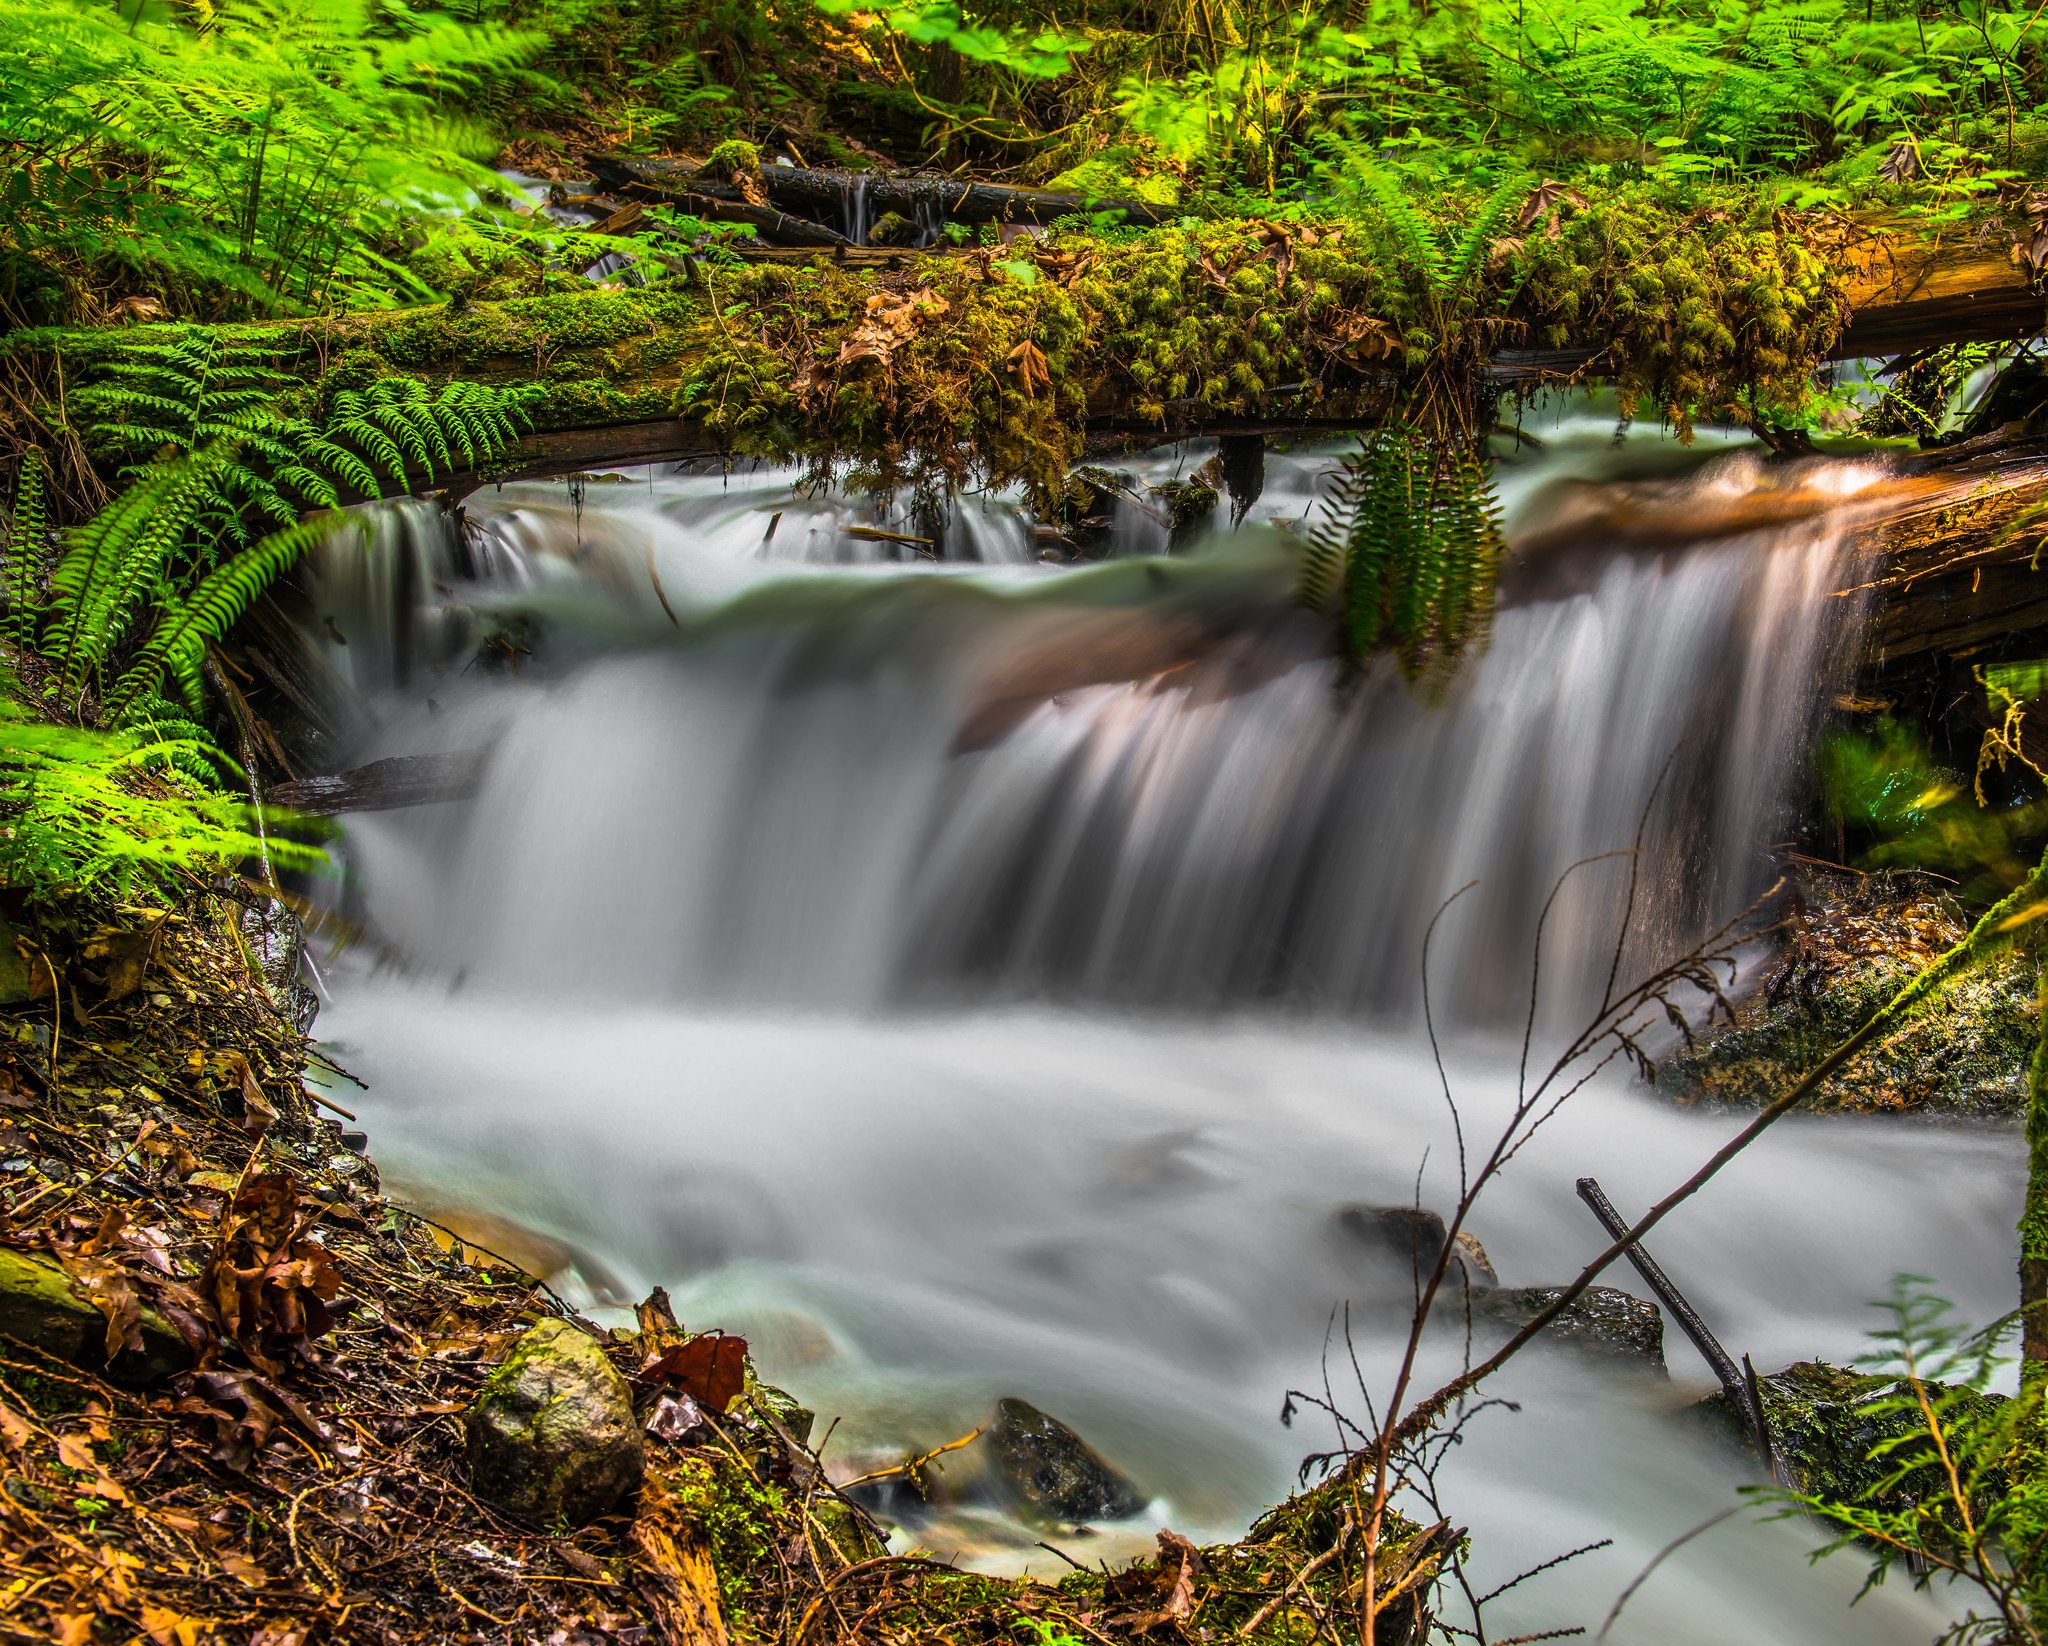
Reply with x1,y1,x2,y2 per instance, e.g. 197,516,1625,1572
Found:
0,1246,187,1382
986,1397,1145,1524
1474,1284,1665,1369
466,1317,644,1526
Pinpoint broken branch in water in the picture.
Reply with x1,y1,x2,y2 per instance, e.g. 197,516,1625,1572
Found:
1573,1175,1771,1468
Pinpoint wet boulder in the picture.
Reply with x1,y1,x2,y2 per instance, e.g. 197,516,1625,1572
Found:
0,1246,188,1383
1473,1285,1665,1370
1697,1360,2006,1510
987,1397,1145,1524
466,1317,644,1526
1334,1205,1497,1290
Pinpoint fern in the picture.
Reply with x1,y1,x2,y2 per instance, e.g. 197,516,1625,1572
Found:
3,450,48,650
0,681,323,901
41,444,248,699
108,512,359,719
1304,427,1506,677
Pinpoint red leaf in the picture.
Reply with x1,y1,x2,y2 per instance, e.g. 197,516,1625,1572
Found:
643,1332,748,1414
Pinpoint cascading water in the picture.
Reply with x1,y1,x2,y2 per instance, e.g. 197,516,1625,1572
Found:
303,412,2008,1644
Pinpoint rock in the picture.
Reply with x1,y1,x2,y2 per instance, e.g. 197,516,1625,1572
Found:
1657,870,2034,1117
0,1246,188,1382
465,1317,644,1526
986,1397,1144,1524
745,1379,816,1447
1474,1285,1665,1370
238,899,317,1033
0,917,32,1006
1696,1360,2006,1511
1333,1205,1497,1291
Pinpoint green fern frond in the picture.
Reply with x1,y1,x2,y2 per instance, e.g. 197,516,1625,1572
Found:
4,450,49,650
1301,426,1505,678
110,512,359,719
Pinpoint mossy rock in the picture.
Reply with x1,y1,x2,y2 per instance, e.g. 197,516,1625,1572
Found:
0,1246,188,1383
1696,1359,2007,1513
465,1317,644,1526
1474,1284,1666,1369
1659,874,2036,1116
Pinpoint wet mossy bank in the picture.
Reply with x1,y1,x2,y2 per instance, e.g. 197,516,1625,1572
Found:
0,882,1454,1645
1659,871,2037,1118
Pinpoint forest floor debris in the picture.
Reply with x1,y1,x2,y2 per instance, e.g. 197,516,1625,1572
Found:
0,883,1448,1645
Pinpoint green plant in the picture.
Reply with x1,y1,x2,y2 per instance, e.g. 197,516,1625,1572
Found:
0,688,321,901
0,0,543,324
1300,425,1504,674
1773,1281,2048,1645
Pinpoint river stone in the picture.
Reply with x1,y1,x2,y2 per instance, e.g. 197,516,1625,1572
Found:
1474,1285,1665,1370
987,1397,1144,1524
1334,1205,1497,1291
0,1246,188,1382
466,1318,644,1526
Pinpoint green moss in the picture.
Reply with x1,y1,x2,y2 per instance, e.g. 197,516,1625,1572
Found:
1700,1361,2008,1512
705,140,764,181
22,184,1852,503
1659,876,2038,1116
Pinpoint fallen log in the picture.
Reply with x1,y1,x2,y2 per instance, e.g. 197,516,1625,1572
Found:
589,155,1174,232
270,750,488,815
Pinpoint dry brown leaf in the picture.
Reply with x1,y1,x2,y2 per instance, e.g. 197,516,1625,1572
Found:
0,1400,32,1452
53,1613,95,1646
641,1331,748,1414
1008,340,1051,400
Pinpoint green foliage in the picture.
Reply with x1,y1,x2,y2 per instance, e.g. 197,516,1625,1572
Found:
0,0,544,325
1302,427,1504,674
1820,719,2046,903
3,450,47,651
1772,1281,2046,1645
0,688,322,901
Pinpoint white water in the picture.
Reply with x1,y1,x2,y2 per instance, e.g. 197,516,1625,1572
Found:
305,411,2017,1643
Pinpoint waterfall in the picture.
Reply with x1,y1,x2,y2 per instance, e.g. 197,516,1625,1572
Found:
315,446,1869,1021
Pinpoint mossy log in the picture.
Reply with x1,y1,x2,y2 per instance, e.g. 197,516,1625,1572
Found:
7,214,2040,504
589,153,1175,232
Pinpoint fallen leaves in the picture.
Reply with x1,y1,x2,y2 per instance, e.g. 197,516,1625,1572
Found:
2013,194,2048,281
1104,1530,1202,1633
836,285,950,372
203,1173,342,1373
633,1288,749,1416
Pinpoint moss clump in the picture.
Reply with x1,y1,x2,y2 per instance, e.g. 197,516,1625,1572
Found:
1515,184,1838,432
22,184,1854,504
704,139,764,182
1659,871,2037,1116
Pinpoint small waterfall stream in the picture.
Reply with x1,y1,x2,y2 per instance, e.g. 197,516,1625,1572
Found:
303,413,2008,1644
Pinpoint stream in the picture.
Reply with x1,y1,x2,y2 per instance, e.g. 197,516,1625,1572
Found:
305,405,2017,1643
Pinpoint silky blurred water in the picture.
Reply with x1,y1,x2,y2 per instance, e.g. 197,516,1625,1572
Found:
305,411,2007,1643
